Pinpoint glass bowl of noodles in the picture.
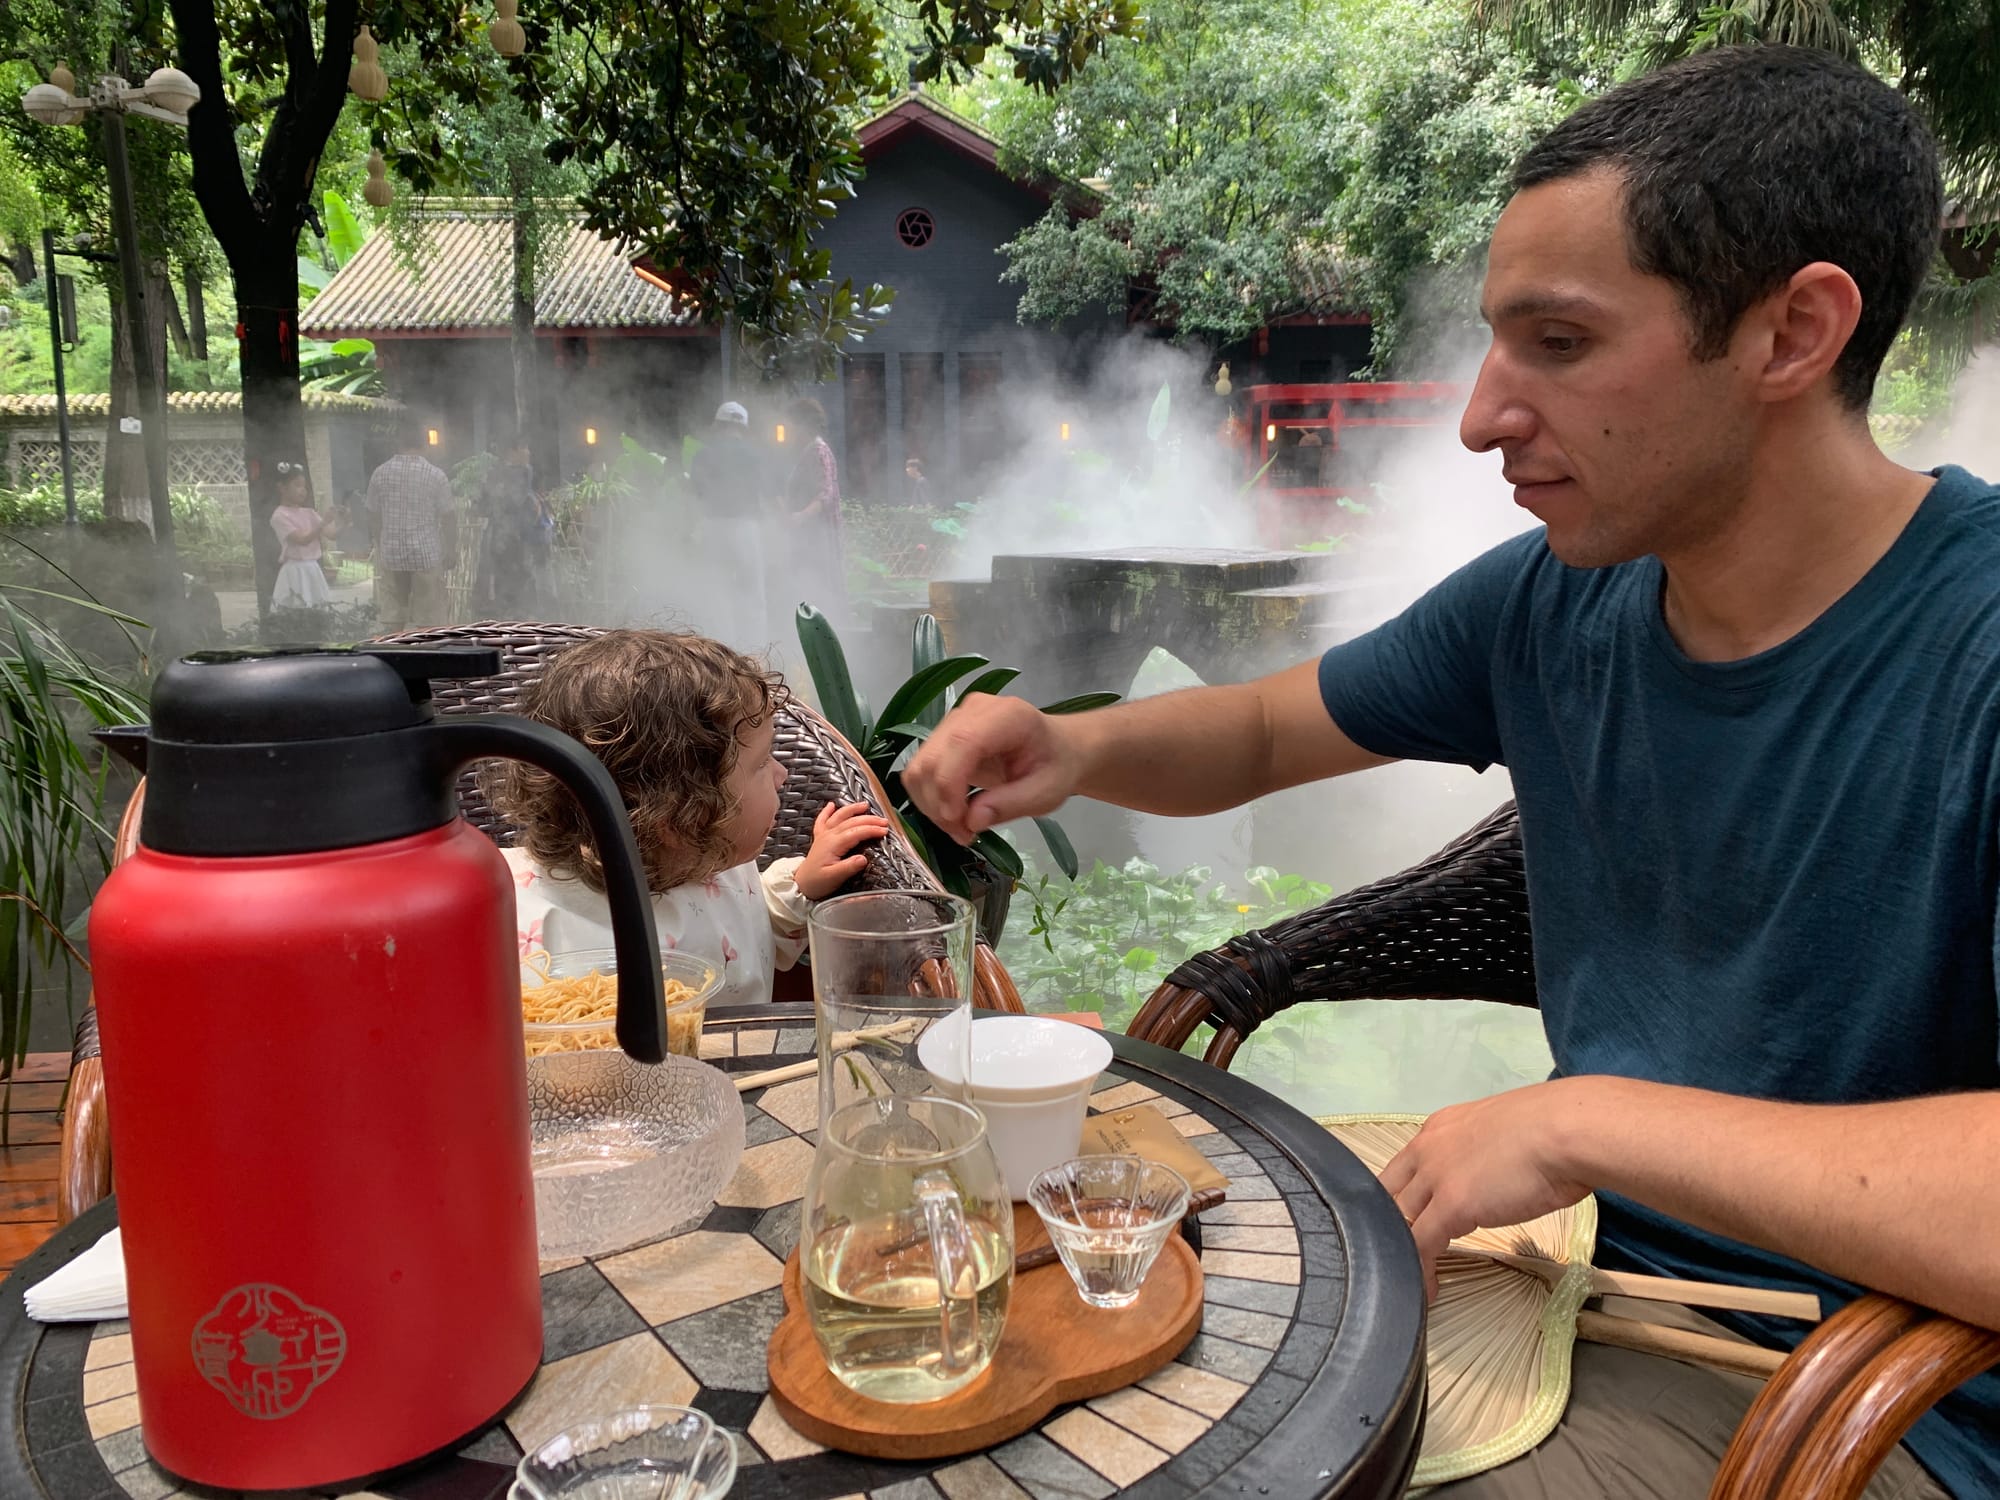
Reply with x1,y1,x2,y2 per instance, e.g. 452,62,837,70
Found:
521,948,723,1060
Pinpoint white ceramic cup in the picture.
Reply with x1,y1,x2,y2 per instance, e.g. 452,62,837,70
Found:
919,1014,1114,1200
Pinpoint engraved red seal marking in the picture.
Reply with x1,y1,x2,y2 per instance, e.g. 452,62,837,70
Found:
190,1283,348,1420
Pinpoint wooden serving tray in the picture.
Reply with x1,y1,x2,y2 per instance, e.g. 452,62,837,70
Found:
767,1203,1205,1460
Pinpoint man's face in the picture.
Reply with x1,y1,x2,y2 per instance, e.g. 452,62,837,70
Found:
1460,167,1760,568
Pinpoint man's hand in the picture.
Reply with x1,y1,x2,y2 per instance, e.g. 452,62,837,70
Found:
904,695,1083,846
796,801,894,901
1378,1078,1600,1299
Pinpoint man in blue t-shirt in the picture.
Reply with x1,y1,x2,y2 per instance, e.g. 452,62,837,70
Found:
905,44,1999,1500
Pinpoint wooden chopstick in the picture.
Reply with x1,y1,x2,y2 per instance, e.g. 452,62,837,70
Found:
730,1017,924,1094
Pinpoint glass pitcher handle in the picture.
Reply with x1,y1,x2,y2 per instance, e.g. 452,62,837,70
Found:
915,1170,980,1380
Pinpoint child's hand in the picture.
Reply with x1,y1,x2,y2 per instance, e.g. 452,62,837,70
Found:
796,801,893,901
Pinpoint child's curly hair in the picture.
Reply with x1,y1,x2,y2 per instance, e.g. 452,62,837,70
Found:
489,630,788,893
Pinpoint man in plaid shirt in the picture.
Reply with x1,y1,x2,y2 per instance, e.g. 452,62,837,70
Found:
365,419,457,632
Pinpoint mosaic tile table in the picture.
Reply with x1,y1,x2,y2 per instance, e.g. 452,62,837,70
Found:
0,1005,1425,1500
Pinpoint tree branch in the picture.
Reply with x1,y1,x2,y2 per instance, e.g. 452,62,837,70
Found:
166,0,257,264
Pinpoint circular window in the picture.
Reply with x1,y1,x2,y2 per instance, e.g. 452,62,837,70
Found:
896,208,936,250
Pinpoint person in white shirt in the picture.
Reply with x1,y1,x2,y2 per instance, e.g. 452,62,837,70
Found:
490,629,889,1006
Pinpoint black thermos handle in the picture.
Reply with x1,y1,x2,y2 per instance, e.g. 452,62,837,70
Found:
431,716,668,1064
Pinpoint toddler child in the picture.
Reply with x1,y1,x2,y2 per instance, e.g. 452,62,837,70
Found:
491,629,889,1006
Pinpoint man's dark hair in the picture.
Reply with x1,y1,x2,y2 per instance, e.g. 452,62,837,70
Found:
395,416,429,451
1514,45,1942,409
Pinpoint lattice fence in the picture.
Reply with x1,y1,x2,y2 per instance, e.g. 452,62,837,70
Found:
170,441,247,487
6,436,246,491
8,438,104,489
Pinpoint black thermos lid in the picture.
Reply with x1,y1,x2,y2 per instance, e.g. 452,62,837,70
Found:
115,646,503,857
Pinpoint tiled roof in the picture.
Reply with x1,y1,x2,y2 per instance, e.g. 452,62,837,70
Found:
299,212,701,338
0,390,392,417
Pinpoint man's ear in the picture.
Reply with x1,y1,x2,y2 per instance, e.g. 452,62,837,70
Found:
1751,262,1863,404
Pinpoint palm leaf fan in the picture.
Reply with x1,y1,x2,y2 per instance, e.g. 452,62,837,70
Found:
1321,1114,1821,1490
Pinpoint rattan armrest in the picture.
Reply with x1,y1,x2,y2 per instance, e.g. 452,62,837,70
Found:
1711,1293,2000,1500
1127,801,1536,1064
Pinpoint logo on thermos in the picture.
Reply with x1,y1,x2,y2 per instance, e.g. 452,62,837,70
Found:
190,1283,348,1420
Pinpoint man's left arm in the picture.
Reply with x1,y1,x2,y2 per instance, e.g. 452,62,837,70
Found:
1381,1078,2000,1328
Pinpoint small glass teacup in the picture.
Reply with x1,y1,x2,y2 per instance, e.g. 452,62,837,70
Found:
514,1404,737,1499
1028,1155,1192,1309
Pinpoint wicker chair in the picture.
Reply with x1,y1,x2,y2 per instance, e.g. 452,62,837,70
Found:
58,621,1023,1227
1125,800,2000,1500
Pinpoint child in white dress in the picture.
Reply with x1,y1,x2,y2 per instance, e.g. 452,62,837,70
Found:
489,629,889,1007
270,462,337,611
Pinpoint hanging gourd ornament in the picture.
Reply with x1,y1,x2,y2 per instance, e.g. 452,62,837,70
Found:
349,26,388,102
363,150,394,208
490,0,528,58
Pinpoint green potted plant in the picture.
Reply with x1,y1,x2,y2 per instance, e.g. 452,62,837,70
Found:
795,604,1117,943
0,553,148,1100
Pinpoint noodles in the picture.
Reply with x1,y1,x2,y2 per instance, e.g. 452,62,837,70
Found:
522,962,706,1058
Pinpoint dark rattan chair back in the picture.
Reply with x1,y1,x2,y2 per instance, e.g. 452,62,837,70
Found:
1125,800,1535,1066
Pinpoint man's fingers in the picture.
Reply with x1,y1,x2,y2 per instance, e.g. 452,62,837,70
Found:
963,763,1071,834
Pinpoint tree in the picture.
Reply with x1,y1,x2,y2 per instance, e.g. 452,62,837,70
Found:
375,40,581,485
1326,0,1590,369
0,5,216,524
990,0,1347,347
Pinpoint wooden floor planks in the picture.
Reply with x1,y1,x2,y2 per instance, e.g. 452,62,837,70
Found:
0,1053,67,1274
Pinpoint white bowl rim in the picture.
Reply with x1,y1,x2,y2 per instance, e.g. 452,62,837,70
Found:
919,1013,1113,1100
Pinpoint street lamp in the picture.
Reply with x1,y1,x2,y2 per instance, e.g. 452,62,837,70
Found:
23,65,200,624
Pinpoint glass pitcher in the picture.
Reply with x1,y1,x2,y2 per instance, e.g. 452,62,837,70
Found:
807,891,974,1128
799,1096,1014,1403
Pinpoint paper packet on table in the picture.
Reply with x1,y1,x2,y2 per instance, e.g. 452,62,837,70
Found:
1080,1103,1227,1197
24,1227,128,1323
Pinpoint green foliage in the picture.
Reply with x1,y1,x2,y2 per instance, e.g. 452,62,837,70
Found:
793,605,1117,903
0,542,148,1077
994,0,1347,345
1003,856,1332,1032
299,190,381,397
1327,0,1592,369
1,262,241,396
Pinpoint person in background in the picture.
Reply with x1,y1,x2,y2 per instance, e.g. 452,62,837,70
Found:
490,629,890,1007
474,439,539,620
269,461,337,613
687,401,772,647
903,456,932,508
784,396,845,621
365,419,457,632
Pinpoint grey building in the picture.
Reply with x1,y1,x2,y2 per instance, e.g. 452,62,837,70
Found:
802,92,1117,503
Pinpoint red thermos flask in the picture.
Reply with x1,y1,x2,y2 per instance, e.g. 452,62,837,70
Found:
88,646,666,1491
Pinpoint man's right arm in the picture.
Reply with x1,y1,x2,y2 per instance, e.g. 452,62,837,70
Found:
904,659,1391,845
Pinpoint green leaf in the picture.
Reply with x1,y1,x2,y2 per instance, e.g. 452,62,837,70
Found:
875,655,989,741
1039,691,1121,715
323,190,367,265
1033,817,1079,879
971,830,1025,880
1146,380,1172,443
911,615,949,727
912,614,946,674
960,667,1021,700
328,338,374,357
296,256,331,292
876,721,934,745
1236,453,1277,498
1121,946,1161,971
795,604,871,749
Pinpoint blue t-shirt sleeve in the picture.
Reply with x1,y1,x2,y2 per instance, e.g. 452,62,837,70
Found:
1318,531,1540,770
